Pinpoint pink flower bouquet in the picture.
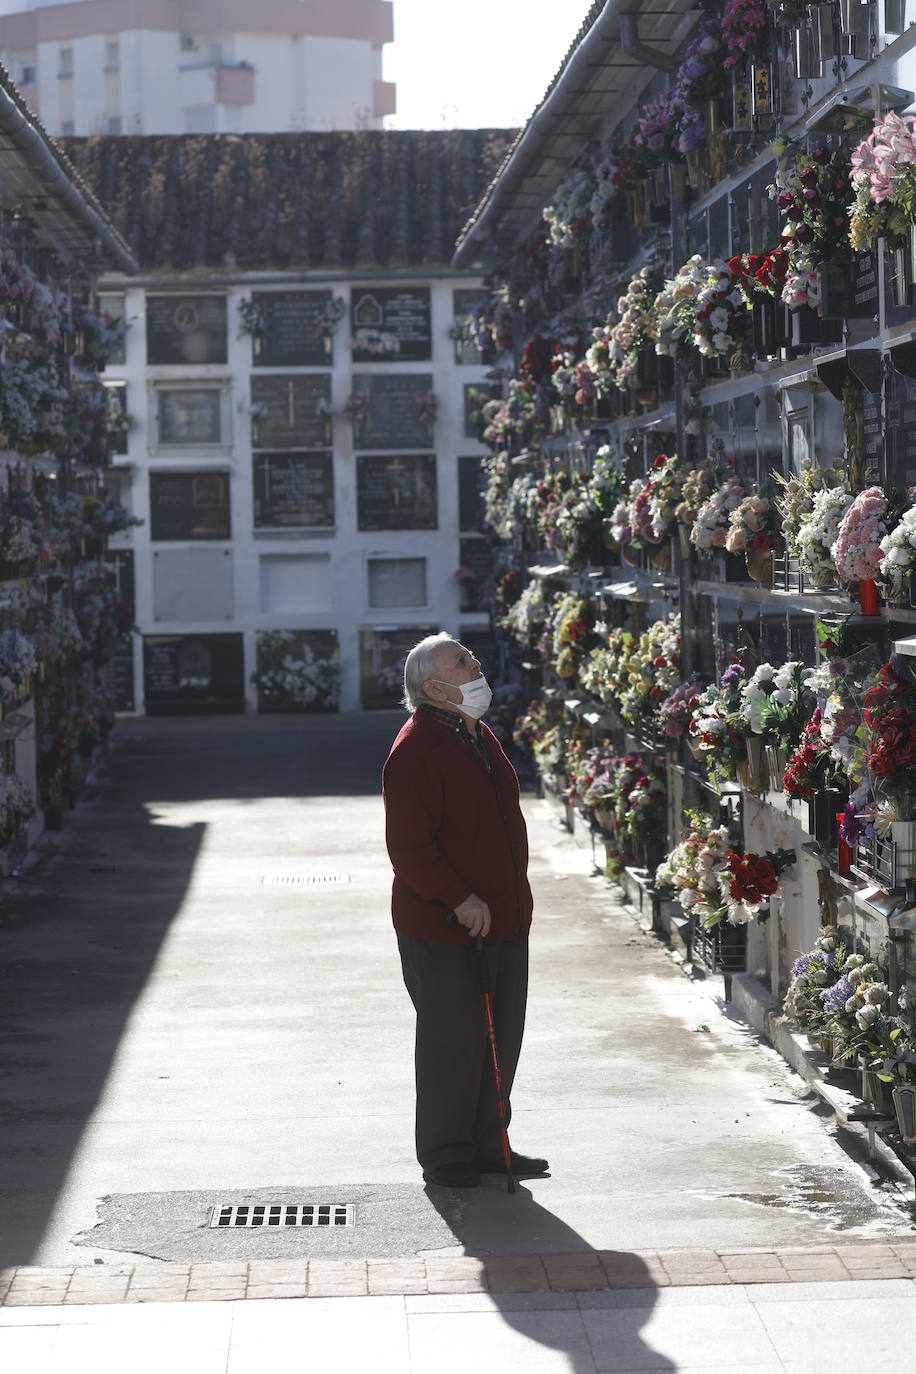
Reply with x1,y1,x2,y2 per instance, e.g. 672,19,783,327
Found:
831,486,888,583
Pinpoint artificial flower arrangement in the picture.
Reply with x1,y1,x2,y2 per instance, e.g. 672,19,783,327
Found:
783,930,846,1036
0,240,35,311
687,662,747,786
721,0,769,70
654,256,709,358
342,391,370,425
658,678,705,739
550,591,596,682
588,445,625,522
411,392,439,428
645,458,686,549
495,569,523,617
0,770,36,844
739,660,817,747
236,296,267,338
0,629,38,703
861,658,916,796
674,455,719,530
775,464,845,558
691,474,750,554
831,485,891,583
611,482,641,548
579,627,637,714
782,707,841,800
542,165,595,249
849,111,916,251
593,266,661,392
878,503,916,585
634,87,684,164
251,631,342,710
795,484,853,584
724,489,785,556
769,139,853,311
529,469,603,567
655,809,794,927
512,698,565,779
670,16,725,154
498,578,547,650
602,136,655,197
691,258,749,359
727,248,789,304
617,614,681,727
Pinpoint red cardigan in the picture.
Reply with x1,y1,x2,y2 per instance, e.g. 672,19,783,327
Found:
382,709,533,945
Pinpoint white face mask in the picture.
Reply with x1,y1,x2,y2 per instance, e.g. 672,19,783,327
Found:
432,675,493,720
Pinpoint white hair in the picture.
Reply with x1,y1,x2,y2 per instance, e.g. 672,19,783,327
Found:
402,631,455,711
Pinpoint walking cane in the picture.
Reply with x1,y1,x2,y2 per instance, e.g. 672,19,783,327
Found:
475,934,515,1194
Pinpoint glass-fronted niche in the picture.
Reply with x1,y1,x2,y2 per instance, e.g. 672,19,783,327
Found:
146,294,227,365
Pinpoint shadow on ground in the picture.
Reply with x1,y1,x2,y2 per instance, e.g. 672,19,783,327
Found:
0,713,398,1267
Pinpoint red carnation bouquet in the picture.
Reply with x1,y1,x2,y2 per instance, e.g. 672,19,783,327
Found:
719,847,796,924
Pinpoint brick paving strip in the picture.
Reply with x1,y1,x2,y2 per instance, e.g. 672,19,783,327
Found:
2,1243,916,1305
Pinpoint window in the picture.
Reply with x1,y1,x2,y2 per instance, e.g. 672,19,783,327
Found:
61,120,75,136
106,115,122,135
59,47,73,78
105,40,120,70
367,558,427,609
20,63,36,86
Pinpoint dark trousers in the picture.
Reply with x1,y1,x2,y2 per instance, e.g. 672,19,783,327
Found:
397,934,529,1170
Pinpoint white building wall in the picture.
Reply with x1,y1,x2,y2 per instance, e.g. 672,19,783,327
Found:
2,22,390,133
104,274,490,714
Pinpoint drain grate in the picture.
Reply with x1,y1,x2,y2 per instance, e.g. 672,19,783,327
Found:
261,873,351,887
209,1203,354,1229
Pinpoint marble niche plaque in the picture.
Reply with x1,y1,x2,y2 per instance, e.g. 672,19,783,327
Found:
352,373,434,450
143,633,244,715
149,471,230,541
253,451,334,529
350,287,431,362
251,290,334,367
359,625,437,710
250,374,332,449
356,454,437,531
146,294,227,365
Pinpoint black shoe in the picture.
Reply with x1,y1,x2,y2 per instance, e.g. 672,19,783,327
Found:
476,1151,549,1177
422,1162,481,1188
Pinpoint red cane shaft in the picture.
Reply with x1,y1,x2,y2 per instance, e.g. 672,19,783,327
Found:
482,989,515,1191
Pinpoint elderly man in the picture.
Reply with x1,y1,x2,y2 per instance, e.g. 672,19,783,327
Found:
382,631,547,1188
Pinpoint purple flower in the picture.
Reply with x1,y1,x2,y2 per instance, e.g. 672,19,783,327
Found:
820,974,853,1013
721,663,745,689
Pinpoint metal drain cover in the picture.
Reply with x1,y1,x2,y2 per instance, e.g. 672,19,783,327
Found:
261,873,351,887
209,1203,354,1229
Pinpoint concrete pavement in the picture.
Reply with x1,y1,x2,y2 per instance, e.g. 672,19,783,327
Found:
2,712,916,1369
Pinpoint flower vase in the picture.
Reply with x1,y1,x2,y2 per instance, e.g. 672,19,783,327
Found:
891,821,916,886
891,243,913,308
893,1085,916,1142
808,790,846,850
793,27,820,79
677,524,692,559
858,578,880,616
809,567,837,592
862,1069,894,1115
649,543,672,574
811,4,837,60
885,0,906,32
593,805,615,836
743,737,769,792
763,745,787,791
670,163,688,205
703,100,721,135
686,735,705,764
885,572,911,608
745,546,774,588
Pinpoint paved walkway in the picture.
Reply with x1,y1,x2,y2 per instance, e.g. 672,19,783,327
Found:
2,714,916,1370
4,1272,916,1372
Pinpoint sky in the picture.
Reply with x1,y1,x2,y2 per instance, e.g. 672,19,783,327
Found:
383,0,597,131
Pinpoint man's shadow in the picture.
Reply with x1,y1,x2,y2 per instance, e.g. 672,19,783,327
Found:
422,1180,674,1372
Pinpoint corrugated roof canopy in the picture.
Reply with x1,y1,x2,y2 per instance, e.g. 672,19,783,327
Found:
0,64,135,271
453,0,694,266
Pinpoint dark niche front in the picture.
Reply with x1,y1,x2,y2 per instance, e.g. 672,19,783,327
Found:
143,633,245,715
350,287,431,362
359,624,438,709
147,295,227,365
251,374,332,449
253,451,335,529
356,454,437,531
252,291,334,367
150,471,231,541
352,373,434,450
458,455,487,532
